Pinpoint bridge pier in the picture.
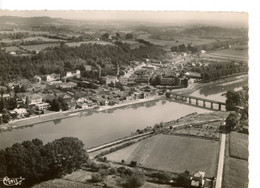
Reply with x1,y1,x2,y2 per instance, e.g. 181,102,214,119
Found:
168,93,225,111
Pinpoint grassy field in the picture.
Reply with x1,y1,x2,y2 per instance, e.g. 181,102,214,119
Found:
201,47,248,62
3,46,22,52
32,173,173,188
105,134,219,177
65,41,115,47
137,33,216,48
229,132,248,160
32,179,95,188
23,36,65,42
122,40,144,49
222,131,248,188
222,157,248,188
21,43,59,52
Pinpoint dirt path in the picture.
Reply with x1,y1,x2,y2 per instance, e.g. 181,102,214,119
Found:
216,133,226,188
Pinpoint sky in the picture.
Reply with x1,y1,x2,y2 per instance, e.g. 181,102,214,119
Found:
0,10,248,27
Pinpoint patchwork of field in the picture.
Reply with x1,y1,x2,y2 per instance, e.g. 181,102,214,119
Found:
22,36,65,42
137,34,216,47
3,46,22,52
21,43,60,52
122,40,144,49
222,131,248,188
65,41,115,47
201,47,248,62
105,134,219,177
222,157,248,188
229,132,248,160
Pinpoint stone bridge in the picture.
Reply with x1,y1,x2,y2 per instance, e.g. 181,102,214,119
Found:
167,93,226,111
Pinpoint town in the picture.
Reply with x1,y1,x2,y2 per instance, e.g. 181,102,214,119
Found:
0,12,249,188
0,34,247,127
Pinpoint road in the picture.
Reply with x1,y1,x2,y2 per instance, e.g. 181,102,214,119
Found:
216,133,226,188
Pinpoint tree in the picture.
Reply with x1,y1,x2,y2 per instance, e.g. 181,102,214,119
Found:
101,33,109,40
2,137,88,187
176,170,190,187
0,149,7,175
50,99,61,111
130,160,137,167
125,33,133,40
9,98,17,110
91,172,103,182
20,85,27,92
226,112,239,130
42,137,88,178
123,173,145,188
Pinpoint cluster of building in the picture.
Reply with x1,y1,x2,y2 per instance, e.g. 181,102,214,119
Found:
0,53,206,124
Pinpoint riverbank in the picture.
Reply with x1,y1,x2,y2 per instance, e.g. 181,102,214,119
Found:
171,73,248,95
0,73,247,132
0,95,164,132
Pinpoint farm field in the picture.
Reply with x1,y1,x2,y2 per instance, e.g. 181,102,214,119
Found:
105,134,219,177
20,43,60,52
122,40,144,49
22,36,65,42
229,132,248,160
3,46,23,52
65,41,115,47
137,33,216,47
222,157,248,188
201,47,248,62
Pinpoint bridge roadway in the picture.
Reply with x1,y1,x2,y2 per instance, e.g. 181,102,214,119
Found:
168,93,226,111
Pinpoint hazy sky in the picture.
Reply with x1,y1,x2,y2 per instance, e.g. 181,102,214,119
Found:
0,10,248,27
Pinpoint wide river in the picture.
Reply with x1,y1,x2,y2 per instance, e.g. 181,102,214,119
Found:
0,80,247,149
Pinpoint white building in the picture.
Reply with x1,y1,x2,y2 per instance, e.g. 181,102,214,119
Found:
66,70,81,78
13,108,27,117
35,103,50,110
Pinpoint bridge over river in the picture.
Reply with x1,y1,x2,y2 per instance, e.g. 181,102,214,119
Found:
167,93,226,111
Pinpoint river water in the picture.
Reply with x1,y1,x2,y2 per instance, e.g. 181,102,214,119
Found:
0,81,247,149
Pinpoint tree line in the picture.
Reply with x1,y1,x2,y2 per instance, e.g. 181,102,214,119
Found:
0,137,88,187
0,42,165,81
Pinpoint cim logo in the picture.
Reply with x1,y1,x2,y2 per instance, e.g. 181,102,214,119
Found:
0,176,25,186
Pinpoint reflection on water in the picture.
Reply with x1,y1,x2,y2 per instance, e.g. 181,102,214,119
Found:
0,100,210,149
53,119,62,125
161,100,167,105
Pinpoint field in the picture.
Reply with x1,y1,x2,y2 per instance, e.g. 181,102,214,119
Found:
22,36,65,42
20,43,60,52
32,172,173,188
65,41,115,47
105,134,219,177
32,179,94,188
222,131,248,188
222,157,248,188
229,132,248,160
201,46,248,62
3,46,22,52
122,40,144,49
137,33,216,48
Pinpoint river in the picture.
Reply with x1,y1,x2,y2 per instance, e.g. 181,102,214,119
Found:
0,81,247,149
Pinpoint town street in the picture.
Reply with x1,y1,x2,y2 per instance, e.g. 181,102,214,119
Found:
216,133,226,188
